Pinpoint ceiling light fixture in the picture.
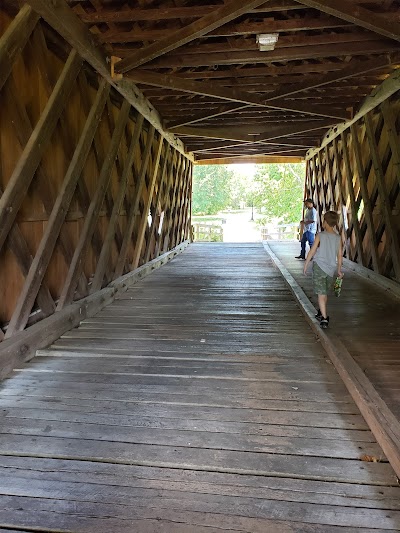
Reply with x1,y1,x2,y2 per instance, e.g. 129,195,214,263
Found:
256,33,279,51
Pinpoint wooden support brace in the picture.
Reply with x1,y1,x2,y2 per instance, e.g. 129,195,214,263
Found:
131,135,165,270
57,99,131,309
114,125,156,279
91,114,144,292
0,49,82,254
0,5,40,91
364,113,400,281
340,131,366,266
5,80,110,337
350,124,380,273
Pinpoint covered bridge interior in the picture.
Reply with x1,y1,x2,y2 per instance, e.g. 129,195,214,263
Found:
1,0,400,531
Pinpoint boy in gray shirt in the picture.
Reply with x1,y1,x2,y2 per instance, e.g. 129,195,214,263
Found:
303,211,343,329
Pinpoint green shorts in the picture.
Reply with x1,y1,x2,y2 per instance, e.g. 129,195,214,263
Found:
312,262,333,296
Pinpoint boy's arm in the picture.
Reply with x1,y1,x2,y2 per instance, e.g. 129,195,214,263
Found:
303,234,320,274
337,240,343,277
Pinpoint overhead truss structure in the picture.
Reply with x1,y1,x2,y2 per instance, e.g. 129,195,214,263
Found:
34,0,400,163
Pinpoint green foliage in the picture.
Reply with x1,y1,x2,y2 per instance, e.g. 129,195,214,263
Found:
253,163,305,224
192,165,234,215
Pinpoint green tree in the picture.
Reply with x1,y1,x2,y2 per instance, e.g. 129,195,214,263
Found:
192,165,234,215
253,163,305,223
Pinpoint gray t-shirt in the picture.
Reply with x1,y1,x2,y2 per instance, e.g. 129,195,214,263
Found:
314,231,341,277
304,207,317,233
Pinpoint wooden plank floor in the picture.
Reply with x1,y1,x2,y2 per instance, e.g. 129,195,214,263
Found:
268,241,400,420
0,243,400,532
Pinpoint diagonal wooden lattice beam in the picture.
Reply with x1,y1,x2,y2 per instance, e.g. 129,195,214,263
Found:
296,0,400,42
0,49,82,254
349,124,380,273
364,113,400,281
0,184,55,322
115,0,271,73
90,114,145,293
131,136,164,270
114,125,156,279
0,5,39,91
57,99,131,310
4,80,110,337
143,146,172,264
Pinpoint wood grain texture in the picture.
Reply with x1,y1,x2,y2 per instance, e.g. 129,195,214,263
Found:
0,243,399,531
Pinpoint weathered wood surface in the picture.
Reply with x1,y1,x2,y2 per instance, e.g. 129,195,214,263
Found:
267,241,400,423
0,243,399,532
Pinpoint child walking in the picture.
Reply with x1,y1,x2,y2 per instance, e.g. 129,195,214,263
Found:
303,211,343,329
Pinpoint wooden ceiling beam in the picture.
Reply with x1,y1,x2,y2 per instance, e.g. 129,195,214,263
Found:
195,155,304,164
112,32,381,55
115,0,271,73
297,0,400,43
173,119,334,142
140,41,400,68
100,16,350,43
173,62,347,79
126,70,348,120
167,104,250,129
79,1,305,23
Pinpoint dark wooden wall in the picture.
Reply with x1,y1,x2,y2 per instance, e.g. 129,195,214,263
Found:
0,6,193,342
305,96,400,283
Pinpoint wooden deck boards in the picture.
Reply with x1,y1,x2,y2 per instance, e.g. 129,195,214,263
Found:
0,243,399,532
267,241,400,419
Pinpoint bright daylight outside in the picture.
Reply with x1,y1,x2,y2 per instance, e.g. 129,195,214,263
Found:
191,162,306,243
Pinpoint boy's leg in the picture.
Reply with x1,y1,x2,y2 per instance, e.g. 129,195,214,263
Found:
308,231,315,249
317,294,328,318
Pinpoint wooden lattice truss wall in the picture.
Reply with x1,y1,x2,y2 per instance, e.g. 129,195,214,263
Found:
0,7,193,347
305,94,400,282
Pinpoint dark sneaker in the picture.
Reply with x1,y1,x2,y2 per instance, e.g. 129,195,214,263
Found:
315,309,323,321
320,317,329,329
295,255,305,259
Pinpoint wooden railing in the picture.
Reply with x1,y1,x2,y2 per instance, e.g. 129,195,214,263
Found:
192,223,223,242
261,223,299,241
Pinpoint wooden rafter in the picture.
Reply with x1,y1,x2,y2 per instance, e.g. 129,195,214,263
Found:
100,16,350,43
297,0,400,43
127,70,347,120
78,1,308,23
114,0,271,73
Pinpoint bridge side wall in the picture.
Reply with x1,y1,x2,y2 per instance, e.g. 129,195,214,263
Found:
0,7,192,354
305,96,400,284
